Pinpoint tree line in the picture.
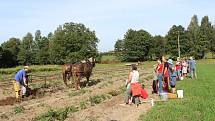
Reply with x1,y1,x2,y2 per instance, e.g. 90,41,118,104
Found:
114,15,215,61
0,15,215,68
0,22,99,68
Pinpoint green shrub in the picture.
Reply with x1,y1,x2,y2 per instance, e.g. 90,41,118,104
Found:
34,106,78,121
89,94,110,106
68,89,86,97
33,109,56,121
66,106,79,113
79,101,87,109
108,90,121,96
13,106,24,114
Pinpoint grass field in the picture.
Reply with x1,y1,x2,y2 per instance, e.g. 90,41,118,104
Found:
139,62,215,121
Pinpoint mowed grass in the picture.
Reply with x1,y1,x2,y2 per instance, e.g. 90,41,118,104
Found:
139,63,215,121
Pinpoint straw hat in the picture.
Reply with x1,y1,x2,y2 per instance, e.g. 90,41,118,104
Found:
24,66,29,71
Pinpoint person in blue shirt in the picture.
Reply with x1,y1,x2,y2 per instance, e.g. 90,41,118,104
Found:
189,57,197,79
13,66,29,99
170,66,177,93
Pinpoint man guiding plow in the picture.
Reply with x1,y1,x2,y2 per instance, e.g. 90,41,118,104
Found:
13,66,30,99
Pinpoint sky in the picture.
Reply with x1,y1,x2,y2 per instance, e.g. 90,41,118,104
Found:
0,0,215,52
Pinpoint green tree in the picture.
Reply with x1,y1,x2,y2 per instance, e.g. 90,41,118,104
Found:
17,33,34,65
0,46,14,68
149,35,166,59
33,30,50,64
212,26,215,58
49,22,99,64
122,29,152,61
187,15,200,58
198,16,213,58
114,39,124,52
114,39,124,60
0,46,3,67
37,36,50,64
165,25,188,58
1,38,20,67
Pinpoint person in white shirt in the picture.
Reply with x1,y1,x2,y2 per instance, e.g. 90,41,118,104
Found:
124,64,140,105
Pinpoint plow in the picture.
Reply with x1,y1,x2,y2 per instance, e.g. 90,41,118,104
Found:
0,73,63,106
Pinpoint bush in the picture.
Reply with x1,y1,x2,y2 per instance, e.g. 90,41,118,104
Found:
108,90,121,96
13,106,24,114
89,94,111,106
79,101,87,109
34,106,79,121
68,89,86,97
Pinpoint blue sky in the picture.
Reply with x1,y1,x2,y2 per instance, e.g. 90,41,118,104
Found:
0,0,215,52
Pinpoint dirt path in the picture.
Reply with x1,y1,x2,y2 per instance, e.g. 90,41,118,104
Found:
0,65,156,121
66,94,153,121
65,70,157,121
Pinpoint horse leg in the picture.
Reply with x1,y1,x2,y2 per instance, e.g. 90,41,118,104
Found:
86,76,90,86
77,76,81,90
73,72,80,90
62,72,68,86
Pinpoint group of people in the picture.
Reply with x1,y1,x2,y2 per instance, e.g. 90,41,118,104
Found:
153,56,197,94
124,56,197,107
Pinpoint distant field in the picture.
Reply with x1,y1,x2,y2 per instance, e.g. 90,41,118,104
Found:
139,61,215,121
100,54,120,63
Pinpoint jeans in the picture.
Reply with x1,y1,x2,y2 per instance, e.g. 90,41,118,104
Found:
157,73,163,93
190,68,197,79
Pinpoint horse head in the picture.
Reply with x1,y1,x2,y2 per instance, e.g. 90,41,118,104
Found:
88,57,96,67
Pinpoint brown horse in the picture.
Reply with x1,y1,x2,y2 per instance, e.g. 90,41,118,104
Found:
62,58,95,89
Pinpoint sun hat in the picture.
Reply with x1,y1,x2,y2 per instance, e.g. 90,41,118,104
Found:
167,59,173,65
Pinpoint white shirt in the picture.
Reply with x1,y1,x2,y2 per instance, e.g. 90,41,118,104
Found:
131,70,139,83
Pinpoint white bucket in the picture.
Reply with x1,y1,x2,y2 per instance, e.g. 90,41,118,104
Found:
177,90,183,98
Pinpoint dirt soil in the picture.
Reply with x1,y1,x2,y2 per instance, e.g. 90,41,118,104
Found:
0,65,158,121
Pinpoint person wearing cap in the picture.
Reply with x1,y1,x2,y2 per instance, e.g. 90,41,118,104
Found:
13,66,29,99
189,57,197,79
167,58,174,76
167,58,174,92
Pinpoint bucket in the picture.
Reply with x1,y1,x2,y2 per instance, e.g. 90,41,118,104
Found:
160,92,168,101
177,90,183,98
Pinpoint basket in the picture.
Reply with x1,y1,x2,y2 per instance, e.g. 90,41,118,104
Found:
160,92,168,101
168,93,177,99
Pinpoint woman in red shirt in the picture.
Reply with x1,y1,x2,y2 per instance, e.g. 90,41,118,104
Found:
156,59,163,94
162,56,169,92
